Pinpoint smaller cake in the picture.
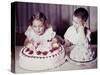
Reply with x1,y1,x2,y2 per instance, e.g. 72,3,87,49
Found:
69,45,95,62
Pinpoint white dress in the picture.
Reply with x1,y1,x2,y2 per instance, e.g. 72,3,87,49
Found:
25,25,56,51
64,25,94,62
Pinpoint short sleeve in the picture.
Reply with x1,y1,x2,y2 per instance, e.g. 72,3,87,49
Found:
64,26,78,44
43,27,56,41
48,27,56,40
51,30,56,39
64,28,70,40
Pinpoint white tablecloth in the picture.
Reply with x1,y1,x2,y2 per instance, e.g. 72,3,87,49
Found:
15,45,97,73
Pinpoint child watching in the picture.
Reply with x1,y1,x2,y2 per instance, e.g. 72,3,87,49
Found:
64,8,94,62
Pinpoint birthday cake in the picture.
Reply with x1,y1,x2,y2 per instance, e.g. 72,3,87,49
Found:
18,42,66,71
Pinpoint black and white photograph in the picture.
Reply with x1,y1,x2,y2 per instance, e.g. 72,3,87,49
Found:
11,1,97,74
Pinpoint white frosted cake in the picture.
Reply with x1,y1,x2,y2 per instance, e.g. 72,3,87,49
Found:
18,42,66,71
69,45,94,62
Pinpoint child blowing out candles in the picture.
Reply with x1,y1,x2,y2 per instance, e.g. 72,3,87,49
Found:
24,12,60,55
18,12,66,71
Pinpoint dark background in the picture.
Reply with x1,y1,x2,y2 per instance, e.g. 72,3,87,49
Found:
14,2,97,45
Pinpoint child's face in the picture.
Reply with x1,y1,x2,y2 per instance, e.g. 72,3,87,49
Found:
32,19,45,35
72,16,83,28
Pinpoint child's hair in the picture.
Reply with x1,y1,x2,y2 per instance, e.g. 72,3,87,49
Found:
30,12,48,28
73,8,89,22
74,8,90,40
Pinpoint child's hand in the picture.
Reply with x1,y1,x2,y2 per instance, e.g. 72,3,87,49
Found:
51,38,59,50
52,43,59,50
26,43,33,48
31,41,34,46
52,38,58,44
29,39,34,45
34,41,41,49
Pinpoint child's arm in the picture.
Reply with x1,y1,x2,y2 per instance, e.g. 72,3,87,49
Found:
64,26,74,48
51,37,60,50
24,38,41,50
24,38,34,46
86,29,91,43
24,26,35,46
24,38,30,46
64,39,73,48
55,35,65,45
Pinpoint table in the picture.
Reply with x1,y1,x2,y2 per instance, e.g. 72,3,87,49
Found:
15,45,97,73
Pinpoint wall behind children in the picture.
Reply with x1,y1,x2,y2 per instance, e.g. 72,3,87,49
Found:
15,2,97,38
